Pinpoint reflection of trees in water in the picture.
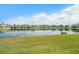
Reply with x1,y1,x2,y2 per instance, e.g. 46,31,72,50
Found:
71,25,79,32
0,23,79,32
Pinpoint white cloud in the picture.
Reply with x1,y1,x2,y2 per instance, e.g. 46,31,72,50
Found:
5,4,79,25
5,16,34,25
32,4,79,25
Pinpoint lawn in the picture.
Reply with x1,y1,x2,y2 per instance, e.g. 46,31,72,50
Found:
0,34,79,54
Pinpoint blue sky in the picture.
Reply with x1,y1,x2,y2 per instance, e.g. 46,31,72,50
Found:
0,4,73,20
0,4,78,25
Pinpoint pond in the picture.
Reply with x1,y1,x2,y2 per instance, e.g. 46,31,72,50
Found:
0,30,78,38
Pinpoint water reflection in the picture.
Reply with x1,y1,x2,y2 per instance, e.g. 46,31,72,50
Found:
0,30,78,38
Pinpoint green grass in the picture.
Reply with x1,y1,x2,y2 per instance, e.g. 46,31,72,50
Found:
0,34,79,54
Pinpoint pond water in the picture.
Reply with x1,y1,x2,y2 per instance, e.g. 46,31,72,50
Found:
0,30,78,38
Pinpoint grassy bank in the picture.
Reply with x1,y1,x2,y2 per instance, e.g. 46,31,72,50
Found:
0,34,79,54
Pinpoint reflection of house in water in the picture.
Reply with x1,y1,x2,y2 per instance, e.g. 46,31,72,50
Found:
0,22,10,32
0,22,5,32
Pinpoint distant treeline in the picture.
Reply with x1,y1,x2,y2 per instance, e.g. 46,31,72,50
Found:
0,24,79,32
